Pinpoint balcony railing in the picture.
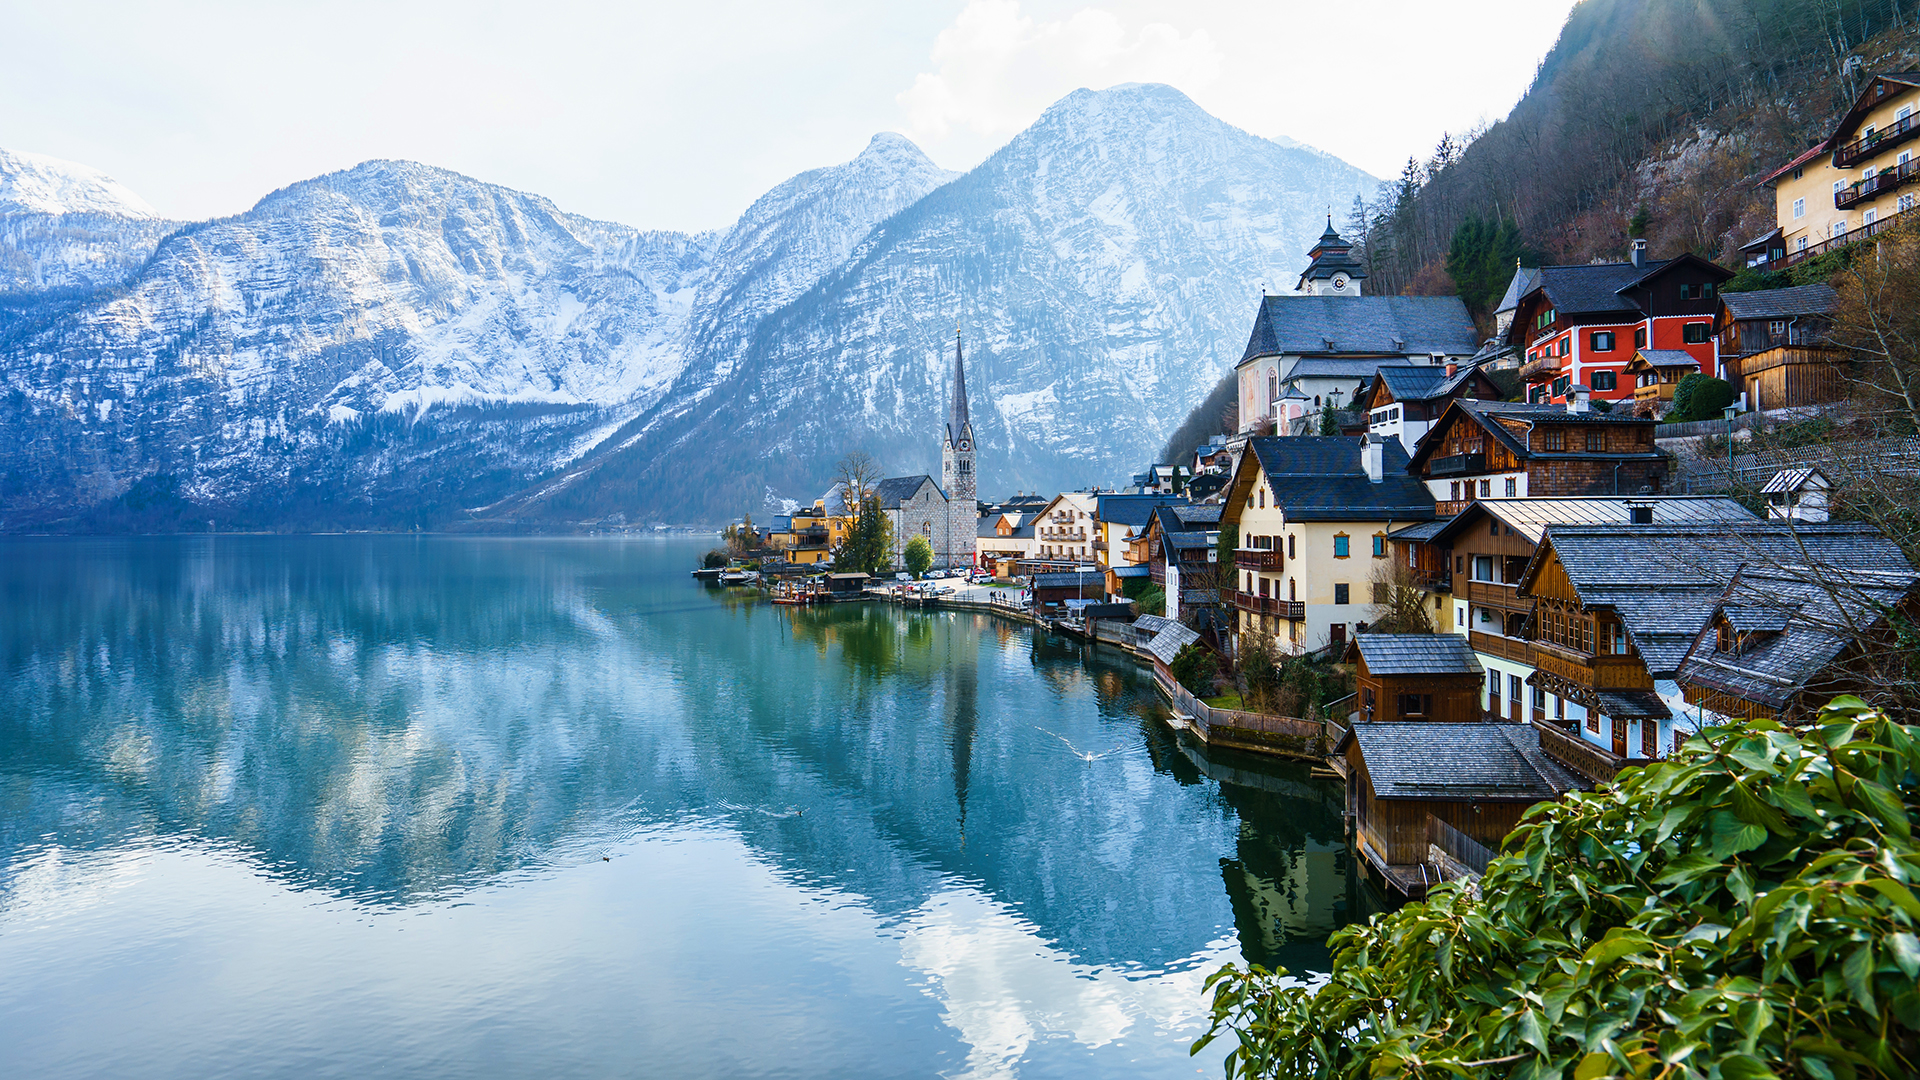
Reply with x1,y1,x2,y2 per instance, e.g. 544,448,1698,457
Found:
1835,157,1920,209
1633,381,1678,403
1429,452,1486,478
1233,593,1306,619
1752,206,1911,272
1410,568,1451,592
1234,548,1284,570
1468,629,1531,664
1518,356,1561,383
1834,113,1920,167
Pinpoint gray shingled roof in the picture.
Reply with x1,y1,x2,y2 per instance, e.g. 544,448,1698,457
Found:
873,475,942,509
1285,357,1411,382
1430,496,1755,547
1033,571,1106,589
1247,436,1437,522
1410,399,1663,472
1631,349,1703,370
1096,494,1187,527
1352,634,1485,676
1762,468,1829,494
1528,523,1912,677
1386,517,1454,542
1721,283,1838,320
1372,364,1452,402
1677,565,1918,711
1239,295,1479,363
1532,262,1670,317
1174,504,1223,526
1142,620,1201,666
1495,266,1541,316
1340,723,1585,800
1165,531,1214,550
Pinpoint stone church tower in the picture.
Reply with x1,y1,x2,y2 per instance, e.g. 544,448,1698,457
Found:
941,333,979,569
1295,216,1367,296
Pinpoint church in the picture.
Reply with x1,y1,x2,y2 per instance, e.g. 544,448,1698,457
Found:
1235,221,1480,434
938,333,979,570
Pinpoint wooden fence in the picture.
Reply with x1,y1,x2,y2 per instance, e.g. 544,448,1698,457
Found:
1153,667,1332,760
1427,814,1495,878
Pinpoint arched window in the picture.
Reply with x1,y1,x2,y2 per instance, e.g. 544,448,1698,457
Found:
1287,534,1296,559
1289,578,1297,600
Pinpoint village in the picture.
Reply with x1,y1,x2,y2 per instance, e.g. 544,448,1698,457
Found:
704,70,1920,903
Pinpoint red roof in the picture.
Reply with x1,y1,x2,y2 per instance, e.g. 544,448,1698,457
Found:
1759,140,1832,187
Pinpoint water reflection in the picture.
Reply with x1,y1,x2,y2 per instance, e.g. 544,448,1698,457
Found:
0,537,1363,1078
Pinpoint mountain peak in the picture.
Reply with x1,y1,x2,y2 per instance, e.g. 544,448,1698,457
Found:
0,147,161,219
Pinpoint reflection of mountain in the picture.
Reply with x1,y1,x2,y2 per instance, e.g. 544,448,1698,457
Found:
0,537,1354,970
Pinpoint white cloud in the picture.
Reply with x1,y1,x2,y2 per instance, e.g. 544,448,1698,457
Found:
898,1,1223,142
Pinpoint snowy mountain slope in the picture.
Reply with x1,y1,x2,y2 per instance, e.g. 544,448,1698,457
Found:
526,84,1380,524
0,159,715,521
0,148,160,218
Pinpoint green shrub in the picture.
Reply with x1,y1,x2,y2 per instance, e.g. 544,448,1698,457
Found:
1195,697,1920,1079
1669,373,1735,422
1169,643,1217,697
903,534,933,578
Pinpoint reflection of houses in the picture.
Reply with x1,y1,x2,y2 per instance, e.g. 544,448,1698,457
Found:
1406,496,1756,722
1334,722,1584,896
1234,223,1478,435
1223,435,1436,654
1715,283,1849,412
1031,571,1107,617
1515,521,1909,779
1677,564,1920,724
1346,634,1485,724
1507,247,1731,406
1407,397,1667,517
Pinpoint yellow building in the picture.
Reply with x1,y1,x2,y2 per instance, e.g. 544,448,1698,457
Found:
1221,435,1435,654
1748,71,1920,269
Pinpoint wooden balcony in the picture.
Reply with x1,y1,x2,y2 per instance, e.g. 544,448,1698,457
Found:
1519,356,1561,383
1531,718,1623,785
1235,548,1284,570
1233,592,1305,619
1633,381,1678,404
1468,629,1531,664
1834,113,1920,167
1836,158,1920,209
1428,452,1487,478
1410,568,1451,593
1749,206,1912,272
1531,641,1654,690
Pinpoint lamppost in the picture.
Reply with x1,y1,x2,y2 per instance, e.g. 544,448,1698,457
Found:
1723,404,1739,488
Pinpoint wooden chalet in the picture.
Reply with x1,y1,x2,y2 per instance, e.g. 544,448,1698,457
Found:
1715,283,1851,412
1516,521,1911,779
1344,634,1485,723
1677,564,1919,725
1358,361,1505,454
1031,571,1107,615
1334,722,1584,896
1623,350,1705,415
1406,398,1667,517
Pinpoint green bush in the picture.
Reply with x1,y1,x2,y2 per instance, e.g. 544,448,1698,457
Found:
1195,697,1920,1079
903,534,933,578
1123,580,1165,617
1669,373,1735,422
702,549,730,569
1169,643,1217,698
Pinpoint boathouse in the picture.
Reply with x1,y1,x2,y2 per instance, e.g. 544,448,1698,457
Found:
1334,722,1584,895
1345,634,1486,723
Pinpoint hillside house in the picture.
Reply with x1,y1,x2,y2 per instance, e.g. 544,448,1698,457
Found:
1747,72,1920,271
977,510,1037,576
1508,246,1733,406
1406,398,1667,517
1094,493,1187,569
1715,283,1850,412
1357,361,1506,453
1222,435,1435,654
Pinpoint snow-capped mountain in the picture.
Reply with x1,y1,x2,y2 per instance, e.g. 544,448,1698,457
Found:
0,148,179,300
0,148,160,219
520,83,1380,524
0,84,1378,530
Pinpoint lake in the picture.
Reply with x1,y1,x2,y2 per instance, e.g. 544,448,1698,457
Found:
0,536,1365,1079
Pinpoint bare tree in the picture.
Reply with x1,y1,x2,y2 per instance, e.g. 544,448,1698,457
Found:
832,451,882,514
1366,560,1436,635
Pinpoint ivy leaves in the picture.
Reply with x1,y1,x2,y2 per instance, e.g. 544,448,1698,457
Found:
1195,697,1920,1079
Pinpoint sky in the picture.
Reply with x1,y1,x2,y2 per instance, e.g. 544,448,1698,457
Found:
0,0,1581,233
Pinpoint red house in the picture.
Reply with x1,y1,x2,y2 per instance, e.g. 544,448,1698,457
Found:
1508,243,1734,406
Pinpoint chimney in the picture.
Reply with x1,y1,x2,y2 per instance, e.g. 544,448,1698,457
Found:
1360,433,1384,483
1568,384,1592,414
1445,360,1459,378
1629,238,1648,269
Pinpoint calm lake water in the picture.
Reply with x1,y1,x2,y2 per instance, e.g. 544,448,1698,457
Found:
0,536,1364,1079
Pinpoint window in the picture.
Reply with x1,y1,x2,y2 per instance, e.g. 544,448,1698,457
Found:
1833,220,1849,239
1504,477,1517,497
1866,165,1879,181
1456,605,1465,627
1792,197,1805,218
1866,208,1879,226
1488,669,1502,701
1682,323,1711,344
1333,534,1349,558
1768,319,1789,337
1903,193,1917,213
1450,481,1461,501
1474,555,1495,581
1797,236,1810,253
1542,429,1565,451
1580,430,1601,451
1287,535,1296,559
1634,327,1648,349
1641,721,1658,758
1552,375,1571,398
1479,479,1491,497
1590,331,1615,351
1558,337,1571,357
1510,674,1523,702
1371,533,1386,557
1334,582,1350,605
1586,710,1601,734
1903,106,1914,123
1397,694,1432,717
1834,180,1845,200
1680,283,1699,300
1371,581,1388,604
1591,370,1617,391
1903,151,1914,167
1533,686,1546,710
1793,165,1805,179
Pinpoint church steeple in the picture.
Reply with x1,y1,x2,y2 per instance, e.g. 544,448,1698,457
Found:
1297,214,1367,296
941,331,978,571
946,331,971,447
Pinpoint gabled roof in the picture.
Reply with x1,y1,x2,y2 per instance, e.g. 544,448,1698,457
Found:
1720,282,1839,320
1244,436,1436,522
1625,349,1703,373
1284,356,1412,382
1173,504,1222,526
1407,399,1659,472
1238,294,1479,364
1141,619,1201,666
1495,266,1541,316
1336,723,1585,801
1760,140,1835,187
1351,634,1484,676
873,475,943,509
1095,493,1187,527
1529,262,1667,318
1762,468,1829,494
1678,565,1919,711
1033,571,1105,589
1368,361,1499,408
1520,522,1912,677
1428,496,1755,547
1830,71,1920,144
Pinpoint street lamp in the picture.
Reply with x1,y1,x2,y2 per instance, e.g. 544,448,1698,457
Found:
1723,404,1739,486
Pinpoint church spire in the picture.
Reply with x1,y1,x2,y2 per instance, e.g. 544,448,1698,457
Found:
948,330,970,443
